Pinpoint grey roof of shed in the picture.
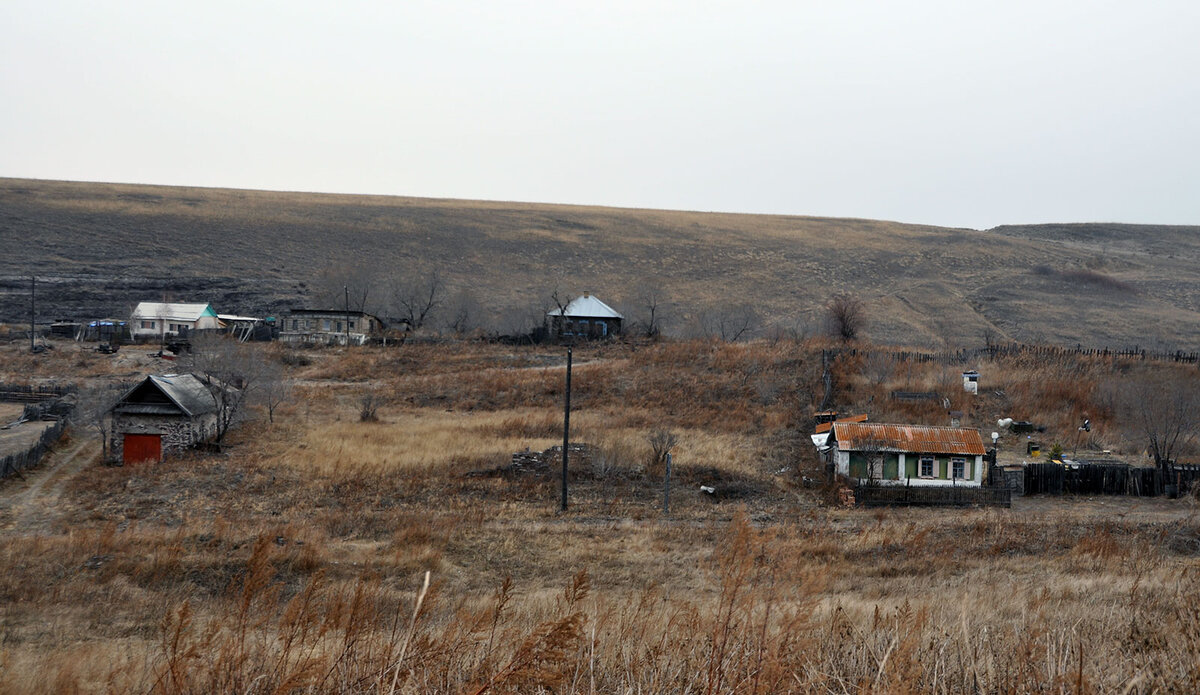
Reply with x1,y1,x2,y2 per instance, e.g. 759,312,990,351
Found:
113,374,219,417
547,294,624,320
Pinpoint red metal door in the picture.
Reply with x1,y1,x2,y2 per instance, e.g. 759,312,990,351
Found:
123,434,161,464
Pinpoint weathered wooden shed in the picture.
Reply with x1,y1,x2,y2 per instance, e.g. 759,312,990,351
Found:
108,374,220,464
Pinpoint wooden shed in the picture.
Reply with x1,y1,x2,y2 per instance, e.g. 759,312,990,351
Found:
108,374,220,464
546,292,624,339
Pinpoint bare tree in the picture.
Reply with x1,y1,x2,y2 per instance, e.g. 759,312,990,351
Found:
259,360,293,425
825,294,865,342
443,288,482,336
691,303,759,342
863,351,895,388
390,270,445,330
1109,371,1200,469
632,283,671,338
312,264,379,313
73,381,129,462
715,303,759,342
181,333,270,442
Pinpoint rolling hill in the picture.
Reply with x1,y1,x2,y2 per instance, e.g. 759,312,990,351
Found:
2,177,1199,349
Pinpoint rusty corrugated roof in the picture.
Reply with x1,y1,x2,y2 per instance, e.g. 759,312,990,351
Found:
815,413,869,434
831,422,986,456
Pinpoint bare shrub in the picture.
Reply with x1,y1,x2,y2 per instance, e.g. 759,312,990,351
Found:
647,429,678,477
825,294,864,342
359,392,380,422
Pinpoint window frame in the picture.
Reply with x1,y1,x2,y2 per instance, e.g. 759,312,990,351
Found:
919,455,935,478
951,457,966,480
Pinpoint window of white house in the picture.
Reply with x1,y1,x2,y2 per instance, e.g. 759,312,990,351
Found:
336,321,343,331
291,320,298,330
141,320,154,329
322,320,332,331
920,456,934,477
952,458,966,479
349,321,355,329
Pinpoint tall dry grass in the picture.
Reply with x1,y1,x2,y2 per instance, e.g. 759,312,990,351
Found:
5,510,1200,693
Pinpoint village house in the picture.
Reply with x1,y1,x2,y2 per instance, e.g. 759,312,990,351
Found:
546,292,624,339
277,308,386,346
130,302,221,341
108,374,222,464
825,422,987,487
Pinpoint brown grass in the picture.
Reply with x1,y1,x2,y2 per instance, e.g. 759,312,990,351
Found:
3,337,1200,692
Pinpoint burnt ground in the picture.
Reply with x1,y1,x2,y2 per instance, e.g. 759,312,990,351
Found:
5,177,1200,347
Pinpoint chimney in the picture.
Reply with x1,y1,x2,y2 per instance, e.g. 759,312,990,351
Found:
583,291,590,298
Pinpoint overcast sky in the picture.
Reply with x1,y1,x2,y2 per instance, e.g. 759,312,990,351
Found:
2,1,1198,229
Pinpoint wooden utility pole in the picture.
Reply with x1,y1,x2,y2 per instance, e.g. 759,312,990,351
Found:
344,286,351,346
561,347,572,512
29,276,35,352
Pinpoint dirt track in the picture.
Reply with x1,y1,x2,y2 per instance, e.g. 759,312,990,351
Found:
0,436,98,533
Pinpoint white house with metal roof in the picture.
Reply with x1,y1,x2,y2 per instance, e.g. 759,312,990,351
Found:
546,292,624,339
826,422,987,487
130,302,222,341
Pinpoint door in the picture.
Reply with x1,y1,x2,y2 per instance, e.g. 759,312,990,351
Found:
123,434,162,464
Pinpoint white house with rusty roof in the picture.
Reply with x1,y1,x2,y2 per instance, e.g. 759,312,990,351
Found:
546,292,624,339
826,422,986,486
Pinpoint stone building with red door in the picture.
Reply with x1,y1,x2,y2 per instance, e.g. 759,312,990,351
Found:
108,374,220,464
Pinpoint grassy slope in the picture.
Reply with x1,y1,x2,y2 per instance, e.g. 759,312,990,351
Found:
3,177,1200,347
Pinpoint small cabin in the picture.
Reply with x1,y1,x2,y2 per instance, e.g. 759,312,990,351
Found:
962,370,980,394
546,292,624,340
108,374,220,464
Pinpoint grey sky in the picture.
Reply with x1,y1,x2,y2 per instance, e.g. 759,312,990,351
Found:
2,1,1198,229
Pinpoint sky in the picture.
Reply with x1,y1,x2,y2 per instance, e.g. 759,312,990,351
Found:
2,1,1199,229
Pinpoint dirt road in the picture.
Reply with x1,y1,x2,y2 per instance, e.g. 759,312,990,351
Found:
0,436,98,533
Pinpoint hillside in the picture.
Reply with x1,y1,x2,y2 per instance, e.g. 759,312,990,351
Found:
3,177,1200,347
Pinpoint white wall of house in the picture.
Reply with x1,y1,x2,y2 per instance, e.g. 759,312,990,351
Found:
836,449,984,487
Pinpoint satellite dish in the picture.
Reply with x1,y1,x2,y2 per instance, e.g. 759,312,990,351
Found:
991,432,1000,443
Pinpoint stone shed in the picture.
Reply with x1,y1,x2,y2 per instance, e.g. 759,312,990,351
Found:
109,374,221,464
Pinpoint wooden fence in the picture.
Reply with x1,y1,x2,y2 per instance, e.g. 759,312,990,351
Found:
854,482,1011,508
0,383,76,404
827,343,1200,367
1,419,67,480
1023,462,1200,497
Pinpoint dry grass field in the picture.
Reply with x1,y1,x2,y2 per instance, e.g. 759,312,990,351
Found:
1,336,1199,693
4,178,1200,348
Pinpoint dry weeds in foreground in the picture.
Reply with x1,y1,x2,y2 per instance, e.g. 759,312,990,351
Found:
3,504,1200,693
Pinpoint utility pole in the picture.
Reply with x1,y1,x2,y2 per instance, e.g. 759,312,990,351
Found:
561,346,572,512
344,285,351,346
29,276,35,353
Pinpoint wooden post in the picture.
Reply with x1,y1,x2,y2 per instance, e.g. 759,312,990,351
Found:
344,286,351,346
29,276,35,353
663,452,671,514
561,347,572,512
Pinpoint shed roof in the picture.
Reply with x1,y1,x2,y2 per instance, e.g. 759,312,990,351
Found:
547,294,624,319
113,374,219,418
815,413,868,434
131,302,218,322
831,422,986,456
